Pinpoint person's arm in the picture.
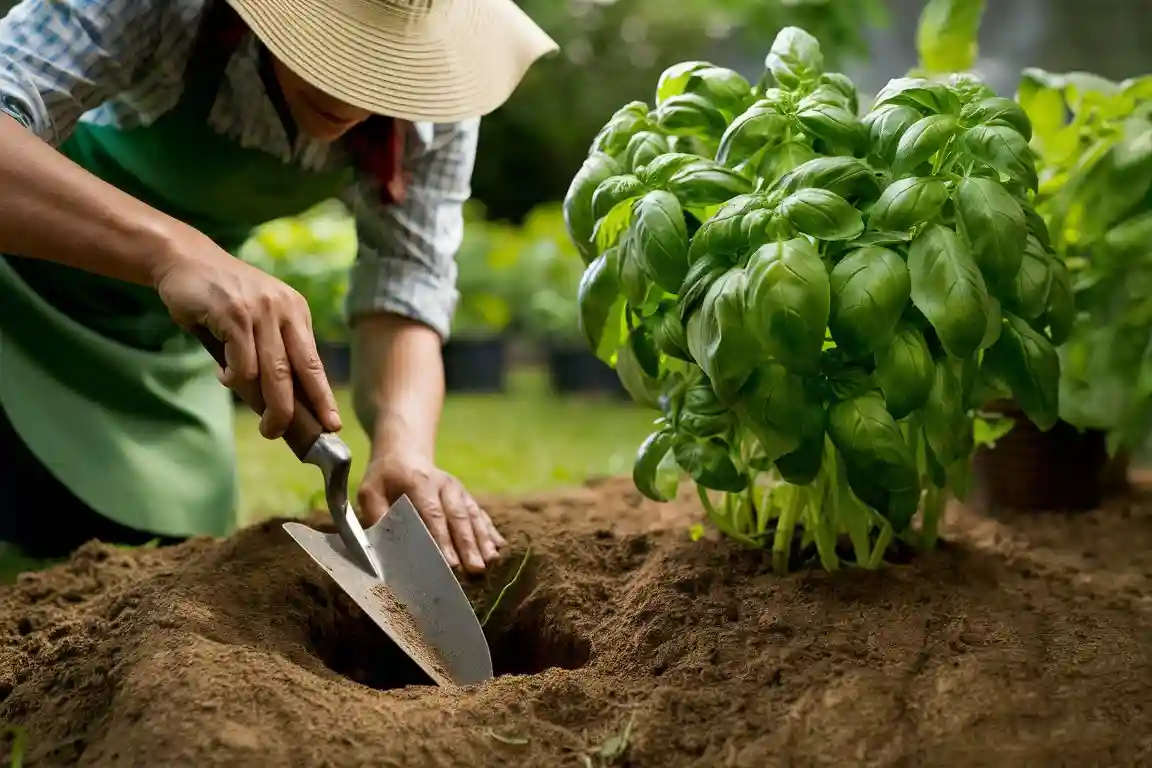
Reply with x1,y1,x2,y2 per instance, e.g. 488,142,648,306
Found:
0,0,191,283
345,119,477,450
0,0,341,436
345,118,505,573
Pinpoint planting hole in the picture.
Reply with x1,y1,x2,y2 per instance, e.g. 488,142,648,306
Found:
303,581,590,691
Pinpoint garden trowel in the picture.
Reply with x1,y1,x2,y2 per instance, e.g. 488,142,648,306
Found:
195,329,494,688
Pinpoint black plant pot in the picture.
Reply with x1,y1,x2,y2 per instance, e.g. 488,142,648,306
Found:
317,340,351,386
546,343,628,398
442,336,508,394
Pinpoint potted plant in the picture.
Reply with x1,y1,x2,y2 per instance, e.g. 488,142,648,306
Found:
900,0,1148,512
973,68,1152,510
239,199,358,385
443,207,519,393
516,204,628,397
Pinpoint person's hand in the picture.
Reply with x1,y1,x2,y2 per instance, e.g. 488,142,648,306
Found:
153,231,342,439
358,451,506,574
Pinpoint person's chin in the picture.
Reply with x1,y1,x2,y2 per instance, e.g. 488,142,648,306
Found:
299,115,360,142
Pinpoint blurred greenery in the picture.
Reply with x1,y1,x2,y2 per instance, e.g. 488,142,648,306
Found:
238,199,358,343
235,370,655,523
474,0,888,223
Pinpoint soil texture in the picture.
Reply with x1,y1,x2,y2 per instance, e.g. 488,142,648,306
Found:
1,476,1151,767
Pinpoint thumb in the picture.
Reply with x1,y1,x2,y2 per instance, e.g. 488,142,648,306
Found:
357,481,390,525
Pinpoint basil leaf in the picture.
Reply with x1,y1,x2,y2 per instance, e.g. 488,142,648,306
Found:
893,114,960,174
982,313,1060,431
686,194,771,264
916,0,986,73
952,176,1027,289
827,392,921,530
829,246,911,359
564,152,624,264
908,224,990,358
819,72,860,114
633,429,679,502
673,437,747,493
577,249,622,353
591,174,646,221
921,359,968,466
632,190,690,293
678,256,729,323
738,364,819,461
638,153,711,187
757,141,819,182
774,414,826,486
1042,257,1075,345
680,381,736,438
776,188,864,241
650,300,692,362
685,66,753,117
772,157,882,203
961,125,1039,192
616,229,655,309
744,238,831,375
796,101,864,152
589,101,652,156
622,131,671,174
868,176,950,231
872,77,962,115
655,61,711,105
655,93,729,138
864,104,923,165
875,324,934,419
765,26,824,89
961,96,1032,141
615,331,663,410
1004,237,1052,320
666,163,755,208
716,106,788,167
685,268,757,402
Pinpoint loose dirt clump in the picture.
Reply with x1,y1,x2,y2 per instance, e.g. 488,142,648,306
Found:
1,477,1151,767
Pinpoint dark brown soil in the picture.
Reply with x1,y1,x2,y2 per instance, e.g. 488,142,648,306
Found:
1,476,1152,767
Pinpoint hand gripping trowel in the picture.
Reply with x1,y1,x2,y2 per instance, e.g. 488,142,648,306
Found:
195,329,493,688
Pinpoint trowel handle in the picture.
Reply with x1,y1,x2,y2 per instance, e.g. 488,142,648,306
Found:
193,326,325,462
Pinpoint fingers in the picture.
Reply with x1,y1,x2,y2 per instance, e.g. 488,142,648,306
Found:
254,316,294,439
216,307,258,391
408,486,460,570
465,497,500,563
356,482,389,526
282,317,342,433
441,482,486,574
481,507,507,549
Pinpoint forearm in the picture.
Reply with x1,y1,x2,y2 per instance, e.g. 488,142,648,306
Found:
0,113,190,286
351,312,445,460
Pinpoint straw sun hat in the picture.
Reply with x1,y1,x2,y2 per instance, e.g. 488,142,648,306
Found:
224,0,560,122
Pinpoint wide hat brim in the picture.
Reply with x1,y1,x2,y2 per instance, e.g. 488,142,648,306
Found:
224,0,560,122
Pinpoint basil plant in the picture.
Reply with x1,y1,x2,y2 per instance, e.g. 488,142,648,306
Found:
563,26,1067,574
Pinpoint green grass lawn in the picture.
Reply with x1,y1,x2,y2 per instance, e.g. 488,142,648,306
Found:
235,368,655,524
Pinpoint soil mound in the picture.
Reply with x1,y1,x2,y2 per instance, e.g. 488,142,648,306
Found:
1,477,1151,767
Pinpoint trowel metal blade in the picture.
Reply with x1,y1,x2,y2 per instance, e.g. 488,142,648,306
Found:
282,495,494,688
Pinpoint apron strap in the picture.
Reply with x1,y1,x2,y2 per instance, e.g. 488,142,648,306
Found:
183,0,411,207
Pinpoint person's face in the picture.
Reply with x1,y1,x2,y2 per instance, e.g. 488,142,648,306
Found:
271,56,372,141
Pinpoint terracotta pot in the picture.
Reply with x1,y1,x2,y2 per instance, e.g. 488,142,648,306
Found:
971,399,1130,512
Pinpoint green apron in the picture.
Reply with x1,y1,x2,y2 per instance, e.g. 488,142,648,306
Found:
0,34,354,538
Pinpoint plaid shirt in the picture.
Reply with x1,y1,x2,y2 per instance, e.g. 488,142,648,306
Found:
0,0,477,339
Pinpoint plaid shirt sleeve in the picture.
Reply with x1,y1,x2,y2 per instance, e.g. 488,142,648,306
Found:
342,118,480,341
0,0,188,145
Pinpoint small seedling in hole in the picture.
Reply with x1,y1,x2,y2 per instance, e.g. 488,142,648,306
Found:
482,727,529,746
479,543,532,628
2,724,27,768
580,712,635,767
